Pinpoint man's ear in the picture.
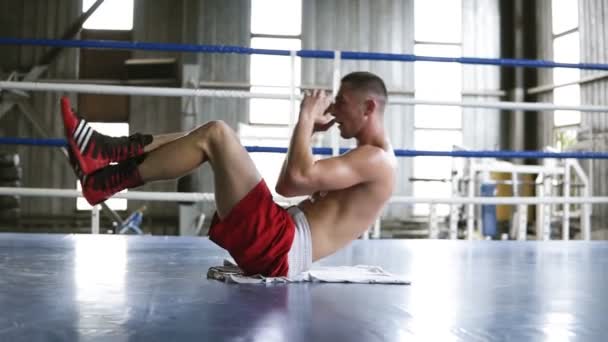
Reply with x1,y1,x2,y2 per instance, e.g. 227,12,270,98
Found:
364,98,377,117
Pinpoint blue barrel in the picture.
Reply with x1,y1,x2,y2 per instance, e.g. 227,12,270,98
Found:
480,183,497,238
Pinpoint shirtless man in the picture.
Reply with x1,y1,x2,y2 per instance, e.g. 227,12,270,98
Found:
61,71,396,277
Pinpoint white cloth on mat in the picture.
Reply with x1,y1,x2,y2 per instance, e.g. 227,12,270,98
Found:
207,259,410,285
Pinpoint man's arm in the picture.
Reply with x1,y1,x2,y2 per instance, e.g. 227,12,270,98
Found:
276,92,335,195
275,98,317,196
276,90,382,196
277,145,384,197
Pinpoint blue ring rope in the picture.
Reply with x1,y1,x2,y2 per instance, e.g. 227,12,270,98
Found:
2,38,608,71
2,137,607,159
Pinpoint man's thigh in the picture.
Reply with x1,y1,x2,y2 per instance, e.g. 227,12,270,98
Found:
206,123,262,218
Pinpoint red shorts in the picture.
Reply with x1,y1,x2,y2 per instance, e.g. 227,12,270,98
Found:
208,180,295,277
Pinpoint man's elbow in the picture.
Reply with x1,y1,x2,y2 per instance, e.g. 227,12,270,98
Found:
275,181,292,197
275,173,308,197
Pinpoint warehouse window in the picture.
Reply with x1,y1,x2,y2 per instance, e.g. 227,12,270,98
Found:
244,0,302,193
414,0,461,44
82,0,133,30
552,0,580,150
413,0,463,216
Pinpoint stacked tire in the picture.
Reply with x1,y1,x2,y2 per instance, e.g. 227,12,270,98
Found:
0,153,21,225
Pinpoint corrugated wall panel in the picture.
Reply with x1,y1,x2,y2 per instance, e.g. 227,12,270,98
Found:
303,0,501,220
0,0,249,223
462,0,501,150
0,0,81,220
130,0,250,218
536,0,608,234
130,0,185,217
580,0,608,230
302,0,415,220
188,0,250,219
535,0,554,148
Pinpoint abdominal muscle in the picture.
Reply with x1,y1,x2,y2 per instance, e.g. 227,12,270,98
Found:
296,185,384,261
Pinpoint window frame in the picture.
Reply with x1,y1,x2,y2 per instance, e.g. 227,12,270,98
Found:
412,0,464,216
246,0,302,193
551,0,581,150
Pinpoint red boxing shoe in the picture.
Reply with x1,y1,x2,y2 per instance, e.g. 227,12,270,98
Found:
61,97,152,175
66,148,143,205
80,158,144,206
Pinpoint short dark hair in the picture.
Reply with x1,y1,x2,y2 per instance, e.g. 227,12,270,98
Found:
340,71,388,101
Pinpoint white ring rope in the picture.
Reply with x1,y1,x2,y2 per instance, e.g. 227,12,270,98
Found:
0,81,290,100
1,187,607,205
2,81,608,112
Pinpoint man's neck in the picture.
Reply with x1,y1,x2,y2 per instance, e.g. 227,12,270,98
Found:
355,118,387,149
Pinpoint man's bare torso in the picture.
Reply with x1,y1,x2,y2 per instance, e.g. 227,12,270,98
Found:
297,145,397,261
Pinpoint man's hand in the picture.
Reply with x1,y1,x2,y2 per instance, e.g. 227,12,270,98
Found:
300,89,335,132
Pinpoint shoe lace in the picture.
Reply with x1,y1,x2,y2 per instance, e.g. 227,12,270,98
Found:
88,132,148,161
89,160,136,192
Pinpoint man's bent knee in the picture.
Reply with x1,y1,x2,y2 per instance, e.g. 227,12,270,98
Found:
191,120,238,153
192,120,234,140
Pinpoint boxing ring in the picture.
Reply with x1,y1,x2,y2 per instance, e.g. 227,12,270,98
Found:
2,38,608,341
1,235,607,341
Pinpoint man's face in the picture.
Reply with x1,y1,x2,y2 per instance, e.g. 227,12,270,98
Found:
329,85,365,139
